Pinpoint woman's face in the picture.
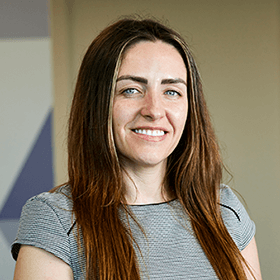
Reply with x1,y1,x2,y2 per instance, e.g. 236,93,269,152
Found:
112,40,188,169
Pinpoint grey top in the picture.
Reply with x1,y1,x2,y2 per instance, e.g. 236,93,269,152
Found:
11,185,255,279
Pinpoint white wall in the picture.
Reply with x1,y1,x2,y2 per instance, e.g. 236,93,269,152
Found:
0,1,54,279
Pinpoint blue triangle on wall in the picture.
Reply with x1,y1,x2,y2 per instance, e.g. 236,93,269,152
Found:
0,109,54,220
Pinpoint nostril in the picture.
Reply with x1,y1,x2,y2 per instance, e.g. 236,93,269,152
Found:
141,112,164,121
140,104,165,120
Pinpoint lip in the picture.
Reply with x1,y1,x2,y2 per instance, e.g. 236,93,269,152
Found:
131,126,168,142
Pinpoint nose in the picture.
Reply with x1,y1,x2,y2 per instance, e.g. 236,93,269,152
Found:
140,92,165,121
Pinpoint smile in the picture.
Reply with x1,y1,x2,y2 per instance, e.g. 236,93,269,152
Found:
134,129,165,136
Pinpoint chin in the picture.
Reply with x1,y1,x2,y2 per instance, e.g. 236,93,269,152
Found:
118,150,169,168
133,155,167,168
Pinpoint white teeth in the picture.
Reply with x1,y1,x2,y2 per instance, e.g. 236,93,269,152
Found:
134,129,165,136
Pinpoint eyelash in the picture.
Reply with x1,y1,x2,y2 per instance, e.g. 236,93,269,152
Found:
122,88,139,95
164,90,181,97
120,88,182,97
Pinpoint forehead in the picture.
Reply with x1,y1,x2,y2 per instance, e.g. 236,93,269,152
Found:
119,40,187,79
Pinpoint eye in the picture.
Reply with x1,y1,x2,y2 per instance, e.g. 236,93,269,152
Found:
164,90,180,97
122,88,140,96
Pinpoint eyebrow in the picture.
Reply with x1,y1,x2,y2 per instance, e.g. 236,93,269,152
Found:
161,78,187,87
116,75,147,84
116,75,187,87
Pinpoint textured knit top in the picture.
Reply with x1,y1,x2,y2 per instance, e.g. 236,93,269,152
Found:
11,185,255,279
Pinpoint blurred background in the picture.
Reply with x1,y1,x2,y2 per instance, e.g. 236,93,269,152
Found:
0,0,279,279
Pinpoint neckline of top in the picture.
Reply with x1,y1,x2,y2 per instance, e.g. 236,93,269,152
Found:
124,198,178,207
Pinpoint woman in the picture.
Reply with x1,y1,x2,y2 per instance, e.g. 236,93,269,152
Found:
12,18,262,279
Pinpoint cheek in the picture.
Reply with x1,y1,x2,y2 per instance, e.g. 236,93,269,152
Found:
112,104,122,134
113,100,138,128
172,102,188,133
112,102,130,135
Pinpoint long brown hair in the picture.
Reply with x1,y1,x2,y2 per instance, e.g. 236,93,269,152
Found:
67,17,251,279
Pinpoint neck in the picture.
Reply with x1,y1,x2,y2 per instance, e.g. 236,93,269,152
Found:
121,160,171,205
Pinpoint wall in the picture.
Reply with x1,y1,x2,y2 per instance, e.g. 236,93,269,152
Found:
0,0,54,279
52,0,280,279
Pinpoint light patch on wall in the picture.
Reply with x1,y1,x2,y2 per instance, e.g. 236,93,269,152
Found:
0,38,53,211
0,229,16,279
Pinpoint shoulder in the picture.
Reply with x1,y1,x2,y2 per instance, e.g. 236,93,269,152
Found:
28,184,73,207
12,185,75,265
21,185,73,231
25,185,73,216
220,184,256,251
